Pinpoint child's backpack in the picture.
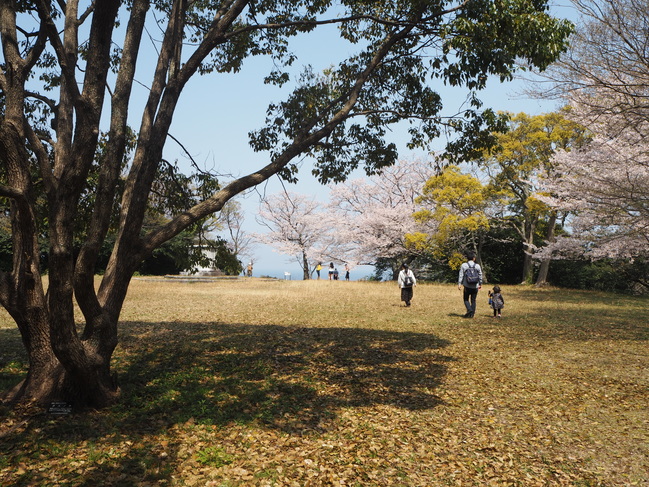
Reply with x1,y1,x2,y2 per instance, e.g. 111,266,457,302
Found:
492,293,504,308
464,262,480,284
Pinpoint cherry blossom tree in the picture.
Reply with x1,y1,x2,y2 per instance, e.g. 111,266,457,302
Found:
327,159,435,277
255,192,335,280
216,200,255,263
533,0,649,261
539,113,649,259
533,0,648,129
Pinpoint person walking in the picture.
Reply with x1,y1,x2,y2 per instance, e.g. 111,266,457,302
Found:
458,252,482,317
488,285,505,318
344,263,350,281
398,263,416,307
315,262,322,280
328,262,335,280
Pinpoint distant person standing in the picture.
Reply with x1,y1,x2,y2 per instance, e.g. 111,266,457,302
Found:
458,252,482,317
246,262,253,277
397,263,416,307
315,262,322,280
328,262,335,280
344,263,350,281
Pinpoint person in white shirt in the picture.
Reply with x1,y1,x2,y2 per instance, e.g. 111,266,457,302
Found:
397,263,417,307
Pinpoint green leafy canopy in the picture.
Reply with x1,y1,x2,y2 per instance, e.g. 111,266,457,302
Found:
247,0,573,183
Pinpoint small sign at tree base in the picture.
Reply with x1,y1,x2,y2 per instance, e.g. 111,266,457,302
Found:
48,402,73,415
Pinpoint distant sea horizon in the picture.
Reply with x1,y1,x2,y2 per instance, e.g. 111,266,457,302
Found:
251,264,377,281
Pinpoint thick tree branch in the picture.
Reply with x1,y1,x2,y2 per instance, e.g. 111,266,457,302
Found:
141,8,424,253
23,119,56,195
35,0,83,105
76,0,151,336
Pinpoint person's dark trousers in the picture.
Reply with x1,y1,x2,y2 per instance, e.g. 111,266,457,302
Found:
401,287,414,306
463,287,479,316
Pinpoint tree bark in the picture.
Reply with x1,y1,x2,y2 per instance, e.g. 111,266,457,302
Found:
535,212,557,287
302,251,310,280
520,216,537,284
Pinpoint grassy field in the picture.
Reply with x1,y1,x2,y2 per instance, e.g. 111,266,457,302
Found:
0,278,647,486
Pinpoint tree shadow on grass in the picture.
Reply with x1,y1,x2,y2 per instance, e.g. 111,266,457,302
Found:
1,321,452,486
116,322,453,427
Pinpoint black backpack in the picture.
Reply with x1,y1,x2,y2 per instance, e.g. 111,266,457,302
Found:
403,272,414,287
464,262,480,284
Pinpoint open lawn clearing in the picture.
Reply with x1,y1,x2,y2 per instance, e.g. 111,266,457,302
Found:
1,279,648,486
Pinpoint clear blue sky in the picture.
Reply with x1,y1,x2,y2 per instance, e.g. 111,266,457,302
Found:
149,3,575,280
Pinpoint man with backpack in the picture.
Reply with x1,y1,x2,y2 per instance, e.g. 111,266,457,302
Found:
458,252,483,318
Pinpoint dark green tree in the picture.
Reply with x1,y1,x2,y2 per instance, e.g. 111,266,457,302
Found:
0,0,572,408
137,233,242,276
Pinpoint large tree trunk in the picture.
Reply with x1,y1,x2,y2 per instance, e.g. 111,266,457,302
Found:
521,250,534,284
3,329,120,409
302,251,310,280
2,302,61,406
535,212,557,287
1,279,121,408
521,218,537,284
5,356,120,409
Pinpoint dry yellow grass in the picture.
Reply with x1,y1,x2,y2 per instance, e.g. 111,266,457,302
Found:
1,277,647,486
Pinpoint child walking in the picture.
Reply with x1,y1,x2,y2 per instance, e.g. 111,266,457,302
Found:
488,285,505,318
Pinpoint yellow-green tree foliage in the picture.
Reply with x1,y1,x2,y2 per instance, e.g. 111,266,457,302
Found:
407,166,490,269
481,109,588,282
487,109,585,209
